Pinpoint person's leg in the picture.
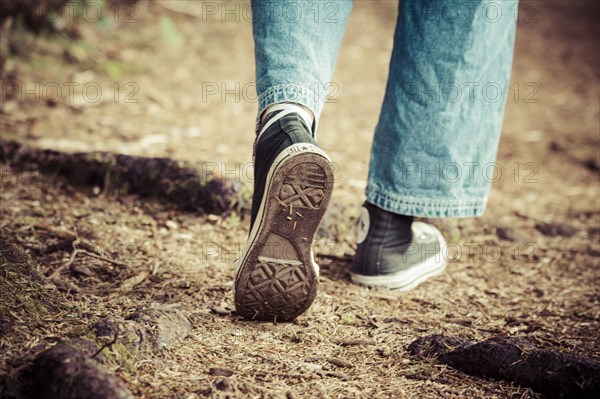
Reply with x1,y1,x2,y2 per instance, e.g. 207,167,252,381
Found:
253,0,353,134
353,0,518,289
235,1,352,321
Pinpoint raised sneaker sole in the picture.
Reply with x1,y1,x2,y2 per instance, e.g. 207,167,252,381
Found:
234,143,334,321
350,222,448,291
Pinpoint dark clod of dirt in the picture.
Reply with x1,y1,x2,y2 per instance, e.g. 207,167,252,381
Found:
495,226,534,242
409,334,600,399
327,357,354,368
0,315,15,337
496,227,515,241
214,379,230,391
195,388,212,396
583,158,600,172
24,341,133,399
209,367,234,377
0,139,248,215
407,334,471,358
535,222,579,237
548,141,563,152
587,248,600,257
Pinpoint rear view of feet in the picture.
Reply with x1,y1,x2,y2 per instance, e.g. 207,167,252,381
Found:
352,202,447,290
234,104,334,321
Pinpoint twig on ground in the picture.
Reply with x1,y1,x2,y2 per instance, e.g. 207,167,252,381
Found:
34,224,104,255
333,339,377,347
49,234,80,281
79,250,131,269
92,333,119,359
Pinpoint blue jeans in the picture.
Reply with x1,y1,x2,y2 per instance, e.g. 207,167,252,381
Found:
252,0,517,218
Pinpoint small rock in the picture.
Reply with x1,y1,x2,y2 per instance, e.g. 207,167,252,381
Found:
215,379,230,391
321,370,350,380
496,226,530,242
210,306,230,316
535,222,579,237
302,362,323,372
206,214,220,224
165,220,179,230
209,367,234,377
327,357,353,368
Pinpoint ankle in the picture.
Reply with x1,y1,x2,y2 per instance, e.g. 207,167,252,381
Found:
260,103,315,129
360,202,414,245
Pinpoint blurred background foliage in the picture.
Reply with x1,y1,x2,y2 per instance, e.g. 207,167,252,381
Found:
0,0,140,33
0,0,146,79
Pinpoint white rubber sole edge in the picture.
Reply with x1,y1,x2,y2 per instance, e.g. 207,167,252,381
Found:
350,223,448,291
234,143,331,292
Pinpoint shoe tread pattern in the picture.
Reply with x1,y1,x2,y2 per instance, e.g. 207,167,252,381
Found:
235,153,333,322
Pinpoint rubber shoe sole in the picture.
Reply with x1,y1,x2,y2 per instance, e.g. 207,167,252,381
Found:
234,143,334,322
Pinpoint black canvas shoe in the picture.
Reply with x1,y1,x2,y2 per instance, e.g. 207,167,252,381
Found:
351,202,447,290
234,104,334,321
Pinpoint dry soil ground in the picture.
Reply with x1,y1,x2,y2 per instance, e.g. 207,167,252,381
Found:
0,1,599,398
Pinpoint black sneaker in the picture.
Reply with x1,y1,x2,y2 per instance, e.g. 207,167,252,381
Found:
351,202,447,290
234,104,334,321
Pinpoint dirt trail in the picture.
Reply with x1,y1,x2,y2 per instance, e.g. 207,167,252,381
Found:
1,1,599,398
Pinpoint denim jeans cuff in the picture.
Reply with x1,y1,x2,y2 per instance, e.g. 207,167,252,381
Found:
256,84,321,136
366,182,487,218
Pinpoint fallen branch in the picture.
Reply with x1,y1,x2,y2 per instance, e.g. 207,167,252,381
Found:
408,334,600,399
33,224,132,269
1,139,249,215
34,224,104,256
